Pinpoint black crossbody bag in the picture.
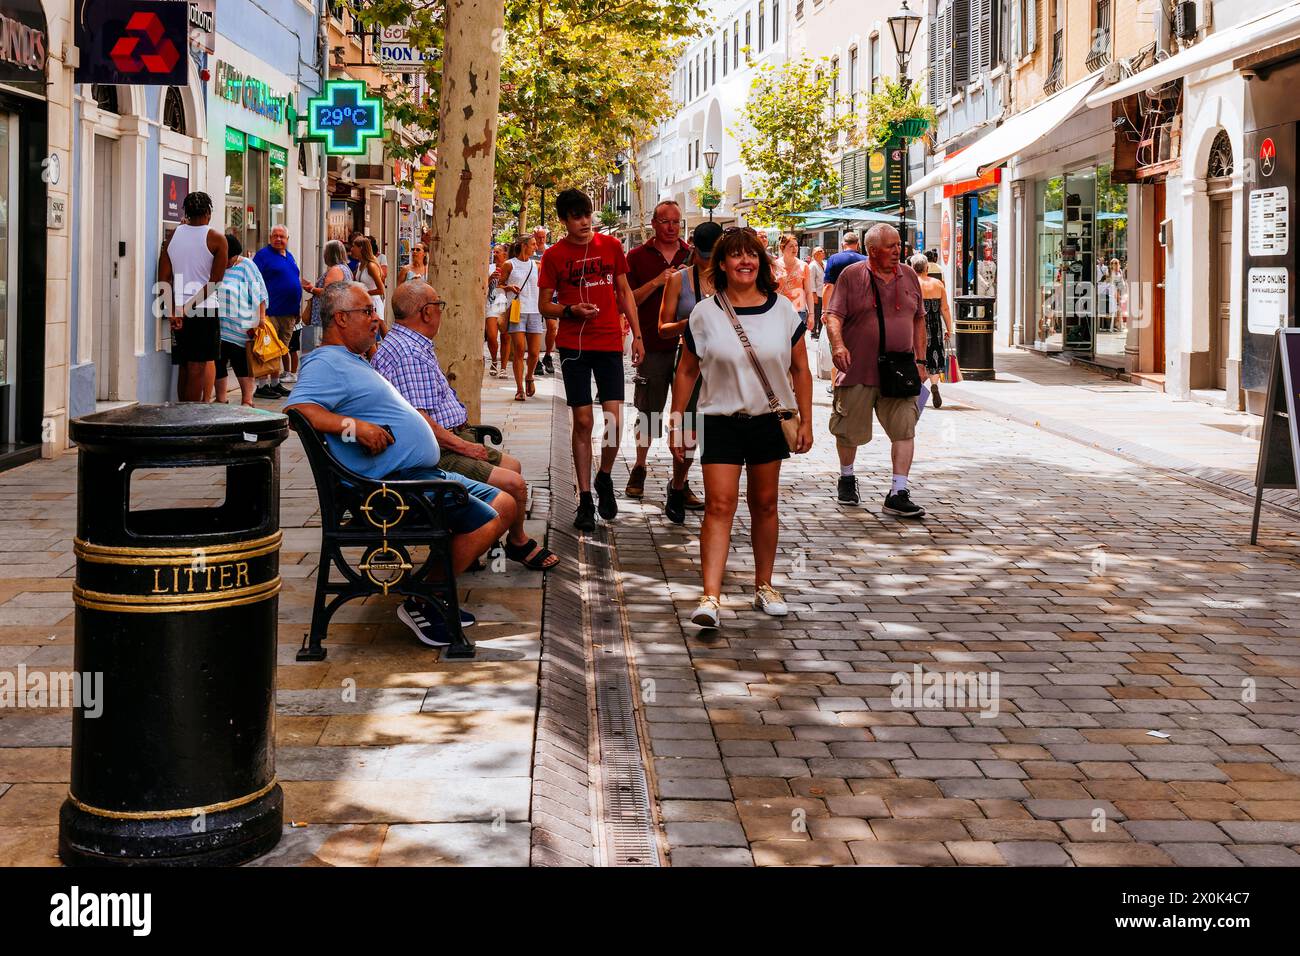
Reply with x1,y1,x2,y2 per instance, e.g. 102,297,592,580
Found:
871,270,922,399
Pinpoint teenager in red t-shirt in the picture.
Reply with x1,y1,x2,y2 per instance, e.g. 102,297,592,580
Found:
539,188,644,532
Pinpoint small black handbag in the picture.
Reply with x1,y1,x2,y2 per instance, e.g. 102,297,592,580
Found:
871,270,922,399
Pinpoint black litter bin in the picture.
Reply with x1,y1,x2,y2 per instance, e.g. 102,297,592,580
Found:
59,404,288,866
954,294,996,381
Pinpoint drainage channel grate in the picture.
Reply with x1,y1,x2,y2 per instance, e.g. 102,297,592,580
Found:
584,532,660,866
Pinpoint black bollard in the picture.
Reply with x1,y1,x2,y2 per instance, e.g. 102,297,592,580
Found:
954,294,996,382
59,404,288,866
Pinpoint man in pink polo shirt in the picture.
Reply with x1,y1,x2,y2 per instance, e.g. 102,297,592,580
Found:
822,223,928,517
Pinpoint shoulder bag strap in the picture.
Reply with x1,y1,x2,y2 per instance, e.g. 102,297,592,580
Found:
871,269,888,353
692,264,701,299
716,293,783,414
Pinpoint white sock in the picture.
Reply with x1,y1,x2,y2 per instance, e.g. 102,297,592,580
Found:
840,464,854,477
891,475,908,494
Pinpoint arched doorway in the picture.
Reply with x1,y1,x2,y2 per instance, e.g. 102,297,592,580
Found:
1206,129,1233,392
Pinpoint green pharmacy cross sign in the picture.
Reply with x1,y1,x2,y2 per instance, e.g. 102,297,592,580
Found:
306,81,383,155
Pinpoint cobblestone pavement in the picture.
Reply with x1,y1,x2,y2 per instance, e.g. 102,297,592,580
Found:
599,354,1300,867
0,374,558,867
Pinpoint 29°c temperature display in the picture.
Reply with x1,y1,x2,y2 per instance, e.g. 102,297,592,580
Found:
316,106,369,128
305,80,384,155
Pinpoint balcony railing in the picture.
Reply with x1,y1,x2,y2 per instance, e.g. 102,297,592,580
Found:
796,0,805,18
1085,0,1112,72
1044,30,1064,94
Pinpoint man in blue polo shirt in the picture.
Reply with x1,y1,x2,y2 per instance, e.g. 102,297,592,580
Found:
286,280,516,647
822,230,867,312
253,225,308,398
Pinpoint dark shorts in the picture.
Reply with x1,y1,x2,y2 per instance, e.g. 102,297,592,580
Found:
172,314,221,364
558,347,624,407
289,327,302,352
386,466,500,534
633,348,676,434
216,339,251,379
700,413,790,467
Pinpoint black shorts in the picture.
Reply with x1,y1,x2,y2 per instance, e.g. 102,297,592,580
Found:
289,327,301,352
172,314,221,364
558,347,624,407
700,413,790,467
216,339,251,379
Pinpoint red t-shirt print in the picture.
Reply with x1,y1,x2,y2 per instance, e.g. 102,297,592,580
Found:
539,233,630,353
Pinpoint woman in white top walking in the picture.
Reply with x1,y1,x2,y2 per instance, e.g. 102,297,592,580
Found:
669,227,814,627
351,234,386,331
503,235,543,400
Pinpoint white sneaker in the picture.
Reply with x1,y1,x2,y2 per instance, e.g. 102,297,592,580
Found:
281,372,297,384
753,584,789,616
690,595,721,628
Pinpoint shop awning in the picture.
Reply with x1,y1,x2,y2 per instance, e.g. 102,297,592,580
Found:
1085,3,1300,110
907,74,1105,197
792,206,917,226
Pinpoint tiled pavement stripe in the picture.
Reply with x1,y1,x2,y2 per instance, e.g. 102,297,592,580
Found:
944,382,1300,523
529,393,596,866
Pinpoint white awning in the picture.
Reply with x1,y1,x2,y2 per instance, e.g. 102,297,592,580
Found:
907,74,1103,197
1086,3,1300,110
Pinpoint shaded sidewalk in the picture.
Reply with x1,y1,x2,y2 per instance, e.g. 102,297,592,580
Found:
0,372,560,866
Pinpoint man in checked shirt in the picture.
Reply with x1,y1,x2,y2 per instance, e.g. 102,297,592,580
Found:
373,281,560,571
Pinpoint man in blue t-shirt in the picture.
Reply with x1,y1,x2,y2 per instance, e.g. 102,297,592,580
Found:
286,280,515,647
822,231,867,313
253,225,308,398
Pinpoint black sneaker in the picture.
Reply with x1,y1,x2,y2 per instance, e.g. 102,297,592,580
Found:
543,353,555,375
931,383,943,408
534,361,546,378
397,598,474,646
272,383,292,397
593,470,618,520
574,496,596,532
883,489,926,519
837,475,860,506
664,486,686,525
254,385,279,400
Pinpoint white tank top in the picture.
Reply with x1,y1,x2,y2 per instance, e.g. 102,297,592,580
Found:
168,223,217,311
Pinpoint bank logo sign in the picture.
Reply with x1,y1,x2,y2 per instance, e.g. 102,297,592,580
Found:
0,0,48,81
75,0,188,86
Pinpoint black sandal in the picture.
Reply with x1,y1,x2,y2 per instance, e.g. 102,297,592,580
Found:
504,537,559,570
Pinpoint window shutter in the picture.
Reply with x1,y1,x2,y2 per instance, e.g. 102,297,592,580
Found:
951,0,971,88
968,0,982,80
927,22,937,107
939,5,952,100
979,0,994,71
1010,0,1021,60
1026,0,1038,53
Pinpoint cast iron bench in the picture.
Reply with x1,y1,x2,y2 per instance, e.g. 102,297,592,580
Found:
287,408,502,662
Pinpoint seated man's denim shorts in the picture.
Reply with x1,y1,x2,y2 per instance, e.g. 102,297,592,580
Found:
386,467,499,534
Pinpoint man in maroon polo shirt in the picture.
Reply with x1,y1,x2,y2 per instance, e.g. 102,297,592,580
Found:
624,199,703,510
823,223,928,518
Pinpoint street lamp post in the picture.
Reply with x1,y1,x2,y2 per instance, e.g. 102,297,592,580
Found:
888,1,922,246
703,143,720,222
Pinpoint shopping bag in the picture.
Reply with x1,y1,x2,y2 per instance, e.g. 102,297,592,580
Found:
947,352,963,384
247,320,288,378
817,331,835,380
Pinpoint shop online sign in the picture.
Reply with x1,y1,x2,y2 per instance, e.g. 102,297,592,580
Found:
374,23,437,72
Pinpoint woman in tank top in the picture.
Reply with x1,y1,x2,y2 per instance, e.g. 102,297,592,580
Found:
351,235,386,332
910,253,953,408
656,221,722,524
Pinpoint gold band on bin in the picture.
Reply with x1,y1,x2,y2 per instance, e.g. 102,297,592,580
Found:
66,779,279,820
74,531,283,566
72,577,281,614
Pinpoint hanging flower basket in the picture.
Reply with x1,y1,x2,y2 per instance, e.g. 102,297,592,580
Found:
893,117,931,140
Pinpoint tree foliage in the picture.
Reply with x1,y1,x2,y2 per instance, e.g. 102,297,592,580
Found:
736,55,860,229
353,0,700,236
